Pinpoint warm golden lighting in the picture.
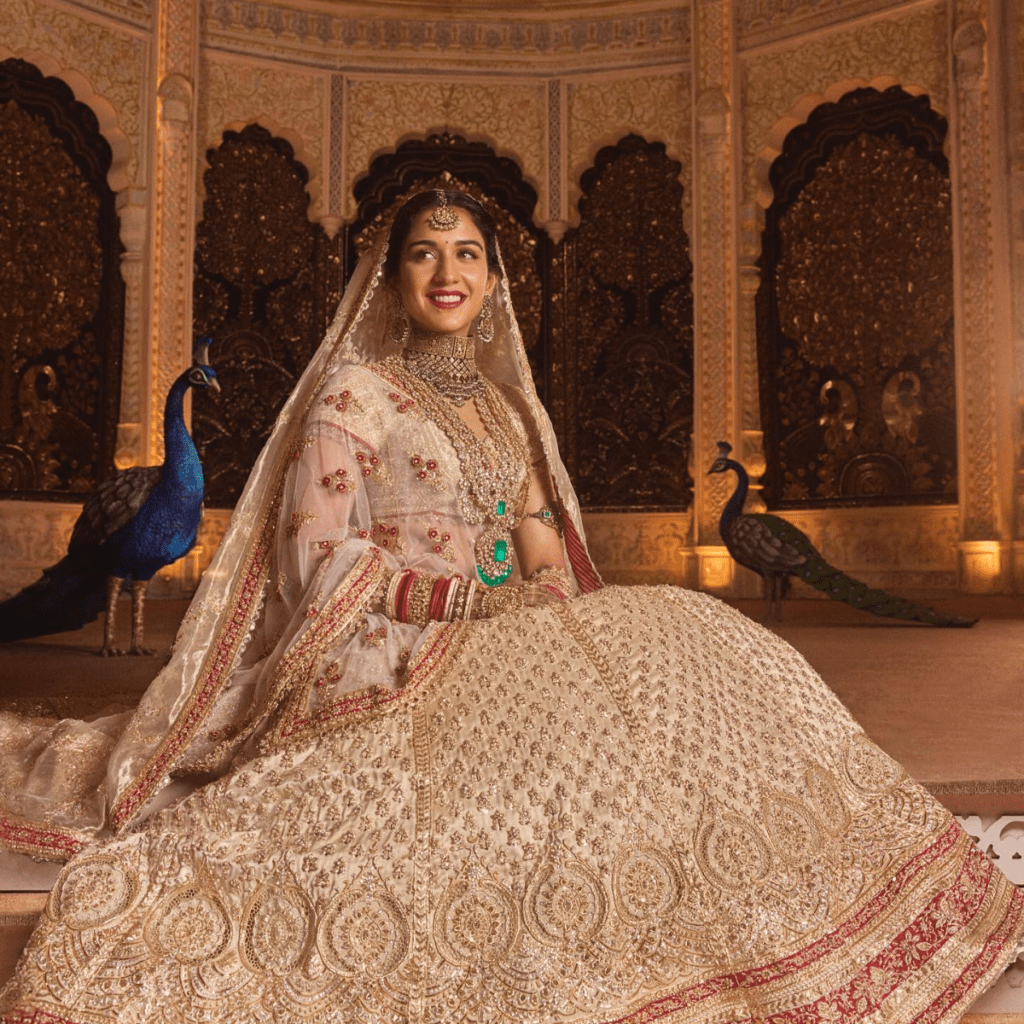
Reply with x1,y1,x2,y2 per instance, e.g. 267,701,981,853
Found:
956,540,1003,593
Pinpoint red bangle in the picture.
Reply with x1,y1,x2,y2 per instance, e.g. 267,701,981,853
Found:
428,576,450,621
396,570,416,623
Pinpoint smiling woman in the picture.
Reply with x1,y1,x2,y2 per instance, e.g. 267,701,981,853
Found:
384,188,500,338
1,188,1022,1024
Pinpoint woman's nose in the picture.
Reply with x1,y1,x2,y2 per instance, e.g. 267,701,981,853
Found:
431,252,456,283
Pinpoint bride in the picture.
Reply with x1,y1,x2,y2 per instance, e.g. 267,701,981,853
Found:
1,188,1021,1024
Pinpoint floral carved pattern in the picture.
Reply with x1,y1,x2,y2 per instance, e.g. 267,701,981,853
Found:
756,87,958,509
198,58,327,219
554,136,694,511
193,124,340,508
346,81,545,222
742,4,948,199
0,59,123,498
0,0,145,185
566,72,691,222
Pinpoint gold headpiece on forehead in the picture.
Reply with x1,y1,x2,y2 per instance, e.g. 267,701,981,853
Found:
427,189,461,231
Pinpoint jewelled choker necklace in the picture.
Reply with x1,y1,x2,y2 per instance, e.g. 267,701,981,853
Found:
401,330,485,405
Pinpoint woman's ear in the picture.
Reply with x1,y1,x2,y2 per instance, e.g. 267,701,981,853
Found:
486,272,498,295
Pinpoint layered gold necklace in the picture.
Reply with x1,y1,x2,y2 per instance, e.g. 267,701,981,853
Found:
401,330,485,406
384,334,530,586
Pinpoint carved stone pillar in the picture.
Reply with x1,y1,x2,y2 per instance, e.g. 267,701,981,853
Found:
149,0,199,466
1001,0,1024,590
147,0,200,591
949,11,1008,592
115,189,148,470
737,203,766,516
691,0,736,592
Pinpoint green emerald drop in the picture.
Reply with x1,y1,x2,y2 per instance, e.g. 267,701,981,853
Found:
494,539,508,563
496,500,507,516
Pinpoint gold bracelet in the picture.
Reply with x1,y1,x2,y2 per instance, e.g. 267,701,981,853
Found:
406,572,437,628
476,585,524,619
524,504,564,535
526,565,574,601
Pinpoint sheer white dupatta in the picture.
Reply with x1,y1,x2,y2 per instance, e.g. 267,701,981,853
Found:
0,202,601,860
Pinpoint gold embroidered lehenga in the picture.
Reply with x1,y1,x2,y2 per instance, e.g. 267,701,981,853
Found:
1,221,1021,1024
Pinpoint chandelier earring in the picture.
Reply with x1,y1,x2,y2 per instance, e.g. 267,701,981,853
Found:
386,289,411,347
477,293,495,344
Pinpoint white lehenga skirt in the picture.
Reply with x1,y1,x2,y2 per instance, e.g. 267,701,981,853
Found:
2,586,1021,1024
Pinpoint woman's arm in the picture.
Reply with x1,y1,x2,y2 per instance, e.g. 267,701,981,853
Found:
512,465,566,579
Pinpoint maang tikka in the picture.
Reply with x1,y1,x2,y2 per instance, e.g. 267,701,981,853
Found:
427,190,460,231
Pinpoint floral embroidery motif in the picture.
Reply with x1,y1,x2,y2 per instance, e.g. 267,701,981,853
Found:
314,662,342,691
364,626,388,648
143,884,232,965
354,447,388,482
611,843,683,924
410,453,442,487
320,467,354,494
386,390,416,414
286,510,317,538
286,434,316,461
322,388,360,414
51,855,139,931
433,860,519,967
523,847,607,947
358,522,403,554
425,526,455,561
318,872,410,978
239,885,314,975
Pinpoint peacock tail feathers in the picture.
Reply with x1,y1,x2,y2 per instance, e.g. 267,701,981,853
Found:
749,513,976,628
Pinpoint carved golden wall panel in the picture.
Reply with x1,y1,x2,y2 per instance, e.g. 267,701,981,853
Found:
345,79,546,220
737,0,911,47
770,505,960,595
0,502,79,597
741,3,947,199
566,71,690,222
578,506,958,593
203,4,689,75
0,0,146,185
580,512,694,586
198,57,328,219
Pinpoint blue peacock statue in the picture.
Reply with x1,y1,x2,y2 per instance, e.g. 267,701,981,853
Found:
0,337,220,655
708,441,976,627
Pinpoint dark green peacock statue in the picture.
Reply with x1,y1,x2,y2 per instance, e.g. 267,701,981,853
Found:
708,441,976,627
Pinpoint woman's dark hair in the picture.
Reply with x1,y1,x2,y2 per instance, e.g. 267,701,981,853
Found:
384,189,502,279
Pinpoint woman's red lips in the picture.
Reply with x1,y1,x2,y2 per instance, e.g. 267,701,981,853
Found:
427,291,466,309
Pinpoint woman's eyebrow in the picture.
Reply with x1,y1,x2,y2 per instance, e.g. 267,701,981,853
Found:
406,238,483,249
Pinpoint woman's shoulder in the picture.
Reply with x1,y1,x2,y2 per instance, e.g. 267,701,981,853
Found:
307,363,401,433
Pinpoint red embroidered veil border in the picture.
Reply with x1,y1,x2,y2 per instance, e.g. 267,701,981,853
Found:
0,195,603,859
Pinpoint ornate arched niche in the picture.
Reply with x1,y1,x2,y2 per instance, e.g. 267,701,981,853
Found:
192,124,340,508
552,134,693,511
756,86,955,510
0,58,124,498
349,133,547,394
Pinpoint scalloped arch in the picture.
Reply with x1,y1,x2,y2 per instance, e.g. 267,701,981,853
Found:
357,123,544,229
0,46,131,194
206,117,323,221
568,129,686,228
753,74,942,210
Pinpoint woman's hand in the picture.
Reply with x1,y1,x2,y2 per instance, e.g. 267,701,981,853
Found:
520,582,561,607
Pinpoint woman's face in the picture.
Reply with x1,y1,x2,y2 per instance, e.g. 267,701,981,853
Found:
395,208,497,337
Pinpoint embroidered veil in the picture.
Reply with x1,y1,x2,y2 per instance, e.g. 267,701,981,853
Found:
0,214,600,859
